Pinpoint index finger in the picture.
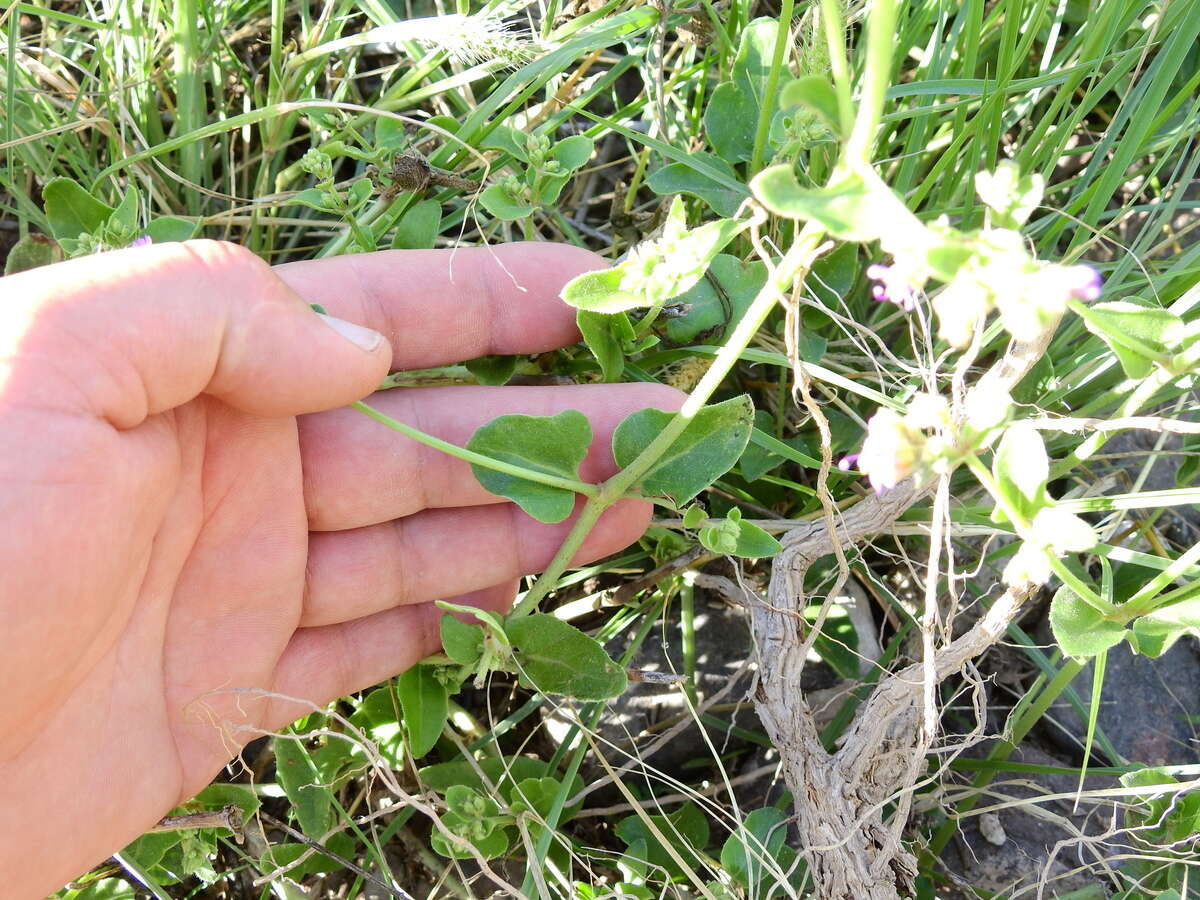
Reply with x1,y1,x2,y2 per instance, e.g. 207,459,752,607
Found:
274,242,604,370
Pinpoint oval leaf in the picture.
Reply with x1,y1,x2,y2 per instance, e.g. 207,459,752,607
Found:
750,169,885,240
646,153,747,217
561,267,645,313
613,395,754,505
577,309,634,382
720,807,791,889
43,177,114,241
780,74,843,135
506,613,627,700
3,234,63,275
441,614,485,666
466,410,592,523
1130,597,1200,659
550,134,594,172
1049,585,1125,660
398,664,449,758
391,198,442,249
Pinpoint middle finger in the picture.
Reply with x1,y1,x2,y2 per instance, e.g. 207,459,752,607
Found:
300,382,684,532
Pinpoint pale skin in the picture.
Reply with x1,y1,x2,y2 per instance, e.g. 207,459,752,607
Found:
0,239,683,897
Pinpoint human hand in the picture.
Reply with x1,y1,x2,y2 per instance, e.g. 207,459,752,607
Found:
0,240,681,896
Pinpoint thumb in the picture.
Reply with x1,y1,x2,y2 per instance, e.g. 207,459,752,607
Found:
1,240,392,427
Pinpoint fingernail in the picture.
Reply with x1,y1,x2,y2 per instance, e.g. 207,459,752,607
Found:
317,313,384,352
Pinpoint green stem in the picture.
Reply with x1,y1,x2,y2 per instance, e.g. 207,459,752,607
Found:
172,0,204,214
510,227,826,620
349,400,598,498
750,0,795,173
844,0,898,165
818,0,854,134
964,454,1112,614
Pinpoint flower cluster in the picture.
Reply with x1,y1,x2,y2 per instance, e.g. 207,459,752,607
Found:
865,160,1103,348
840,393,951,493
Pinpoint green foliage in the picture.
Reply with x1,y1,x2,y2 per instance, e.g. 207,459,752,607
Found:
466,410,592,523
506,613,627,699
1115,767,1200,893
464,354,519,385
1049,586,1125,660
615,802,710,880
698,507,781,558
391,198,443,249
440,614,485,666
397,663,450,757
646,153,745,216
1129,596,1200,658
612,396,755,505
4,234,63,274
273,735,333,840
720,807,797,893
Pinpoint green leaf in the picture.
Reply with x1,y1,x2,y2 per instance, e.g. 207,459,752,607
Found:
290,187,338,212
699,508,780,558
261,833,355,877
108,189,140,237
121,832,184,873
731,18,777,104
3,234,63,275
1130,597,1200,658
506,613,627,699
480,124,530,163
662,255,766,345
750,169,891,241
991,422,1049,521
538,173,571,205
436,599,508,637
273,736,333,839
146,216,197,243
705,80,759,164
191,783,261,821
720,807,792,889
430,819,509,859
577,309,634,382
1049,585,1125,660
615,802,710,879
466,410,592,523
64,877,139,899
550,134,594,172
464,354,518,385
562,267,645,314
397,664,449,758
374,116,408,151
479,183,537,220
613,395,755,505
43,177,114,241
780,74,843,135
391,198,442,249
441,614,485,666
1075,300,1184,377
682,503,707,529
808,242,859,307
647,153,745,217
419,757,585,818
508,776,565,820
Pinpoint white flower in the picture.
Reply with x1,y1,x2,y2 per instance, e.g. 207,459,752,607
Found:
855,409,924,493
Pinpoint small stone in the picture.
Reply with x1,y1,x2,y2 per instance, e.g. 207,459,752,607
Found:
978,812,1006,846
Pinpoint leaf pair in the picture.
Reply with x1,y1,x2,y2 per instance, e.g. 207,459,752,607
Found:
441,606,627,702
466,395,755,522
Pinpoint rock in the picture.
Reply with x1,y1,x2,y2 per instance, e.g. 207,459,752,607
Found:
1044,638,1200,767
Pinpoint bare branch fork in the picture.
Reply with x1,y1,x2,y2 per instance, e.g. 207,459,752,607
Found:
749,320,1060,898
